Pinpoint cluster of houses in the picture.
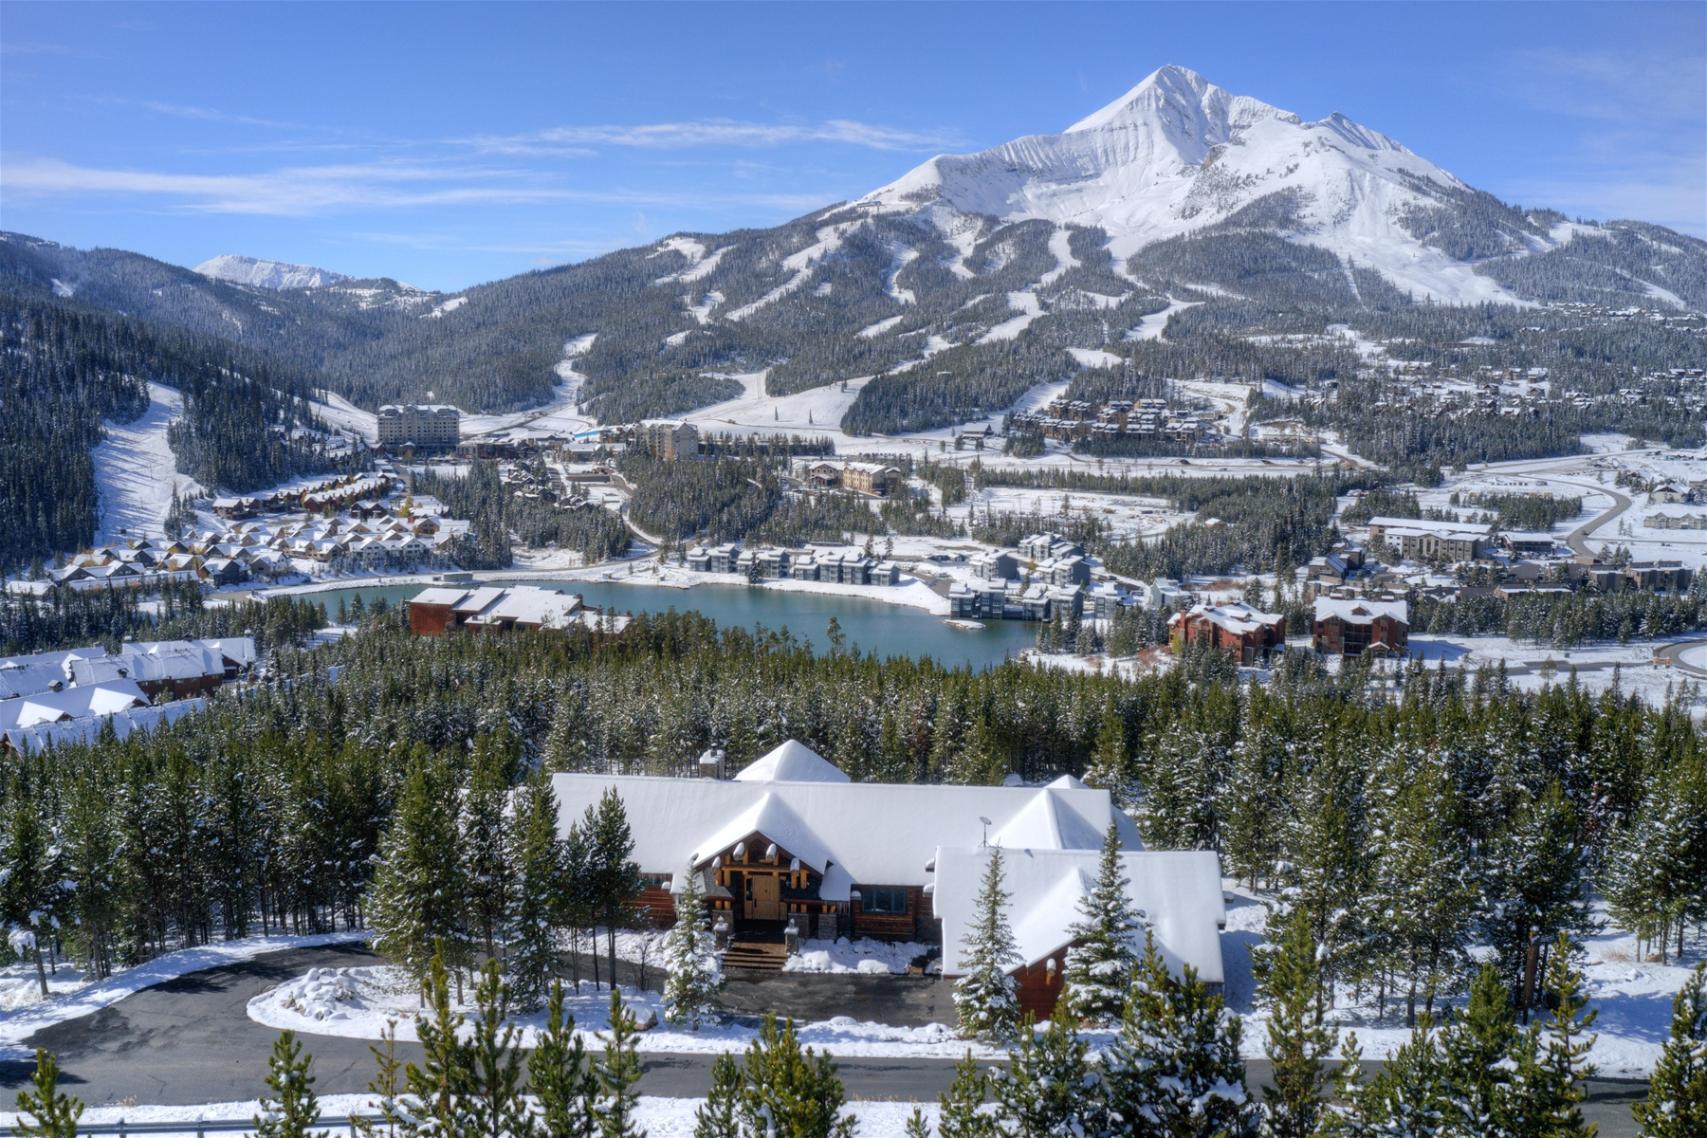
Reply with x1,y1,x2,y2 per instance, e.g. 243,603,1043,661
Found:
1007,397,1218,445
54,507,460,591
405,584,624,636
210,473,399,520
683,544,903,587
0,637,253,755
552,739,1225,1017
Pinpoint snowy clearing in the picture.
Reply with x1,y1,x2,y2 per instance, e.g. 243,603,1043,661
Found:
0,931,369,1062
92,382,201,546
248,963,986,1059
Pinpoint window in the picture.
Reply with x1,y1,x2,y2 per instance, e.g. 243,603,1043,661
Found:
862,887,908,914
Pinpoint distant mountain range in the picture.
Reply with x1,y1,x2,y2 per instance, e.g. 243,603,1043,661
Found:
3,66,1703,425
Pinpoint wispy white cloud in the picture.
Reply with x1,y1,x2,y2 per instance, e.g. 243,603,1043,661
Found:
0,156,837,217
1494,46,1707,234
131,100,306,131
461,117,961,154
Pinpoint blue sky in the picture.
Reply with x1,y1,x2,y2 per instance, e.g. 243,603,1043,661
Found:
3,1,1702,291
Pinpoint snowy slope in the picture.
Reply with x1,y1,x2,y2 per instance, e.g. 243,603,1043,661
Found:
855,65,1538,304
194,253,350,290
91,382,202,545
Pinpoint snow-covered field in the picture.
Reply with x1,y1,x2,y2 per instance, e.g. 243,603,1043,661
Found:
0,931,369,1061
248,963,982,1059
0,1096,937,1136
1222,889,1697,1078
92,382,202,546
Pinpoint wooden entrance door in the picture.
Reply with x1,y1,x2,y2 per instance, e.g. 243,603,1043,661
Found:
747,874,782,921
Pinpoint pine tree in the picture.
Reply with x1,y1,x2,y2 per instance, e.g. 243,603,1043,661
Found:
693,1053,742,1138
403,948,475,1135
663,862,723,1028
990,1004,1107,1137
736,1014,857,1138
936,1051,997,1138
463,741,514,968
1354,1015,1448,1137
13,1049,83,1138
1480,780,1593,1005
1259,907,1333,1138
1081,704,1134,808
354,1026,406,1138
1437,964,1518,1138
1634,961,1707,1138
508,774,565,1011
1061,822,1140,1026
1314,1033,1374,1138
953,846,1022,1042
1104,934,1258,1138
254,1031,323,1138
532,981,600,1138
1509,933,1598,1138
595,987,645,1138
903,1108,933,1138
463,959,533,1138
368,760,469,989
586,790,642,989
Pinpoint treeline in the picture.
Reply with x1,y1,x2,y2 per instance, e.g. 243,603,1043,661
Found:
0,583,325,657
1411,586,1707,646
1455,490,1582,530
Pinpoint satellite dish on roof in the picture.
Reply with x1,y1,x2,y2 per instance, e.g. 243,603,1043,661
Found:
979,816,993,847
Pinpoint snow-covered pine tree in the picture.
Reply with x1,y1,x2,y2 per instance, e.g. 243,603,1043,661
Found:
1103,932,1258,1138
1259,907,1334,1138
1507,933,1598,1138
692,1053,742,1138
736,1014,857,1138
464,959,533,1138
953,845,1022,1042
1437,964,1518,1138
506,773,565,1012
662,862,723,1028
1351,1015,1447,1136
585,790,642,991
1634,961,1707,1138
462,741,515,969
1061,822,1140,1026
1081,703,1135,810
1478,779,1594,1005
253,1031,322,1138
936,1051,997,1138
367,759,469,989
531,980,600,1138
13,1049,83,1138
990,1002,1107,1137
595,988,645,1138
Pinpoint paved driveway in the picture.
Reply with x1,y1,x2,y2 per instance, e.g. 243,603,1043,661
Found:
0,944,1648,1136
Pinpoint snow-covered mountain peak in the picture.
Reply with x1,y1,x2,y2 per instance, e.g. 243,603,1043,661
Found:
194,254,349,291
856,66,1519,302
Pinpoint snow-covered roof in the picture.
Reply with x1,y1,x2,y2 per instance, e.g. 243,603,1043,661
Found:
1367,516,1491,539
733,739,850,784
463,587,582,629
1313,597,1408,625
4,698,206,755
1170,601,1281,636
550,745,1141,892
932,845,1225,983
0,680,150,732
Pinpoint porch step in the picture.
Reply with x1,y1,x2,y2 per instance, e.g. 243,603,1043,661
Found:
724,938,789,974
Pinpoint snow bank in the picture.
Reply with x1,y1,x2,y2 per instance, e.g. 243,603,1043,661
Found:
783,937,935,975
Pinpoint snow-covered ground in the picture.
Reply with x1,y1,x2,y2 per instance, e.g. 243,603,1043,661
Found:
0,1096,936,1137
1222,889,1697,1078
0,931,369,1061
460,335,599,441
308,389,377,441
783,937,936,975
248,963,983,1059
91,382,202,546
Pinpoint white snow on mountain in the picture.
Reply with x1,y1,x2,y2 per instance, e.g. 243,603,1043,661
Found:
852,65,1545,304
194,254,350,291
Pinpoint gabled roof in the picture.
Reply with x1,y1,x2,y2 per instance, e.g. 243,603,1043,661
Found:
933,845,1225,983
733,739,850,784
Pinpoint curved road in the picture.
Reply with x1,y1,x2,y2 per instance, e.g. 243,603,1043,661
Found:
0,945,1649,1135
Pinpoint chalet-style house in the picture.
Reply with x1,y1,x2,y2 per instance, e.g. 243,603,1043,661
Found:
1312,595,1409,657
804,461,902,497
550,740,1225,1017
1167,602,1285,665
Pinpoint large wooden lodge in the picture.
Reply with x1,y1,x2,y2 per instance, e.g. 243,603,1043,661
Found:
551,740,1225,1018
